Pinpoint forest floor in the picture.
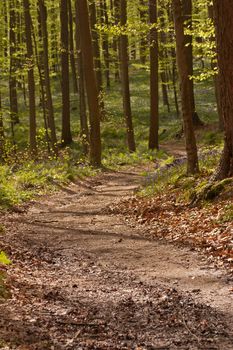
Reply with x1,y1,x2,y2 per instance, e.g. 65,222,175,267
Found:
0,151,233,349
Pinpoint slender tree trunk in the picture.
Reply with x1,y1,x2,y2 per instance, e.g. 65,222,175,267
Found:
0,92,5,161
74,1,89,156
76,0,101,165
32,15,51,153
68,0,78,94
172,57,180,118
212,0,233,179
149,0,159,150
139,0,147,64
89,0,105,116
23,0,37,154
100,0,111,88
113,0,120,82
38,0,58,153
172,0,199,174
50,0,59,73
60,0,72,146
9,0,19,126
159,12,170,113
119,0,136,152
208,4,223,131
182,0,203,127
89,0,103,95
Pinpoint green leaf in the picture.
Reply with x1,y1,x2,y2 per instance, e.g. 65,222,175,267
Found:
0,251,11,265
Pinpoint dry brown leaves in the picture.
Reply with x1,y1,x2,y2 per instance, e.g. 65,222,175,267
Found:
111,193,233,274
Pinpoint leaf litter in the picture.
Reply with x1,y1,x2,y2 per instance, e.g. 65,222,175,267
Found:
0,169,232,349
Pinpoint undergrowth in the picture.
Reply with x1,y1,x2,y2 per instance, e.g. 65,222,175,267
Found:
0,69,223,209
139,146,223,204
0,251,11,300
0,146,99,209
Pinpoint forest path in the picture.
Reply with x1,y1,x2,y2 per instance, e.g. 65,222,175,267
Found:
0,164,233,349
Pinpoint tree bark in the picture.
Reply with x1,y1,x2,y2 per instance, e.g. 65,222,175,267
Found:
159,12,170,113
148,0,159,150
38,0,58,153
89,0,103,96
212,0,233,179
100,0,110,88
182,0,203,127
172,0,199,174
74,1,89,156
23,0,37,154
208,4,223,131
75,0,101,166
113,0,120,82
60,0,72,146
68,0,78,94
0,92,5,161
119,0,136,152
9,0,19,125
139,0,147,65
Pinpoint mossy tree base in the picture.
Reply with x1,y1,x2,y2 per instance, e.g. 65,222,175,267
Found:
190,178,233,206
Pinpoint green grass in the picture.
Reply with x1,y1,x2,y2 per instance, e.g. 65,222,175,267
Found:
0,149,99,209
138,147,221,202
0,251,11,300
218,204,233,223
0,66,223,208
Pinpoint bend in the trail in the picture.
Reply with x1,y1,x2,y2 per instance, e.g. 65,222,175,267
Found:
1,166,233,349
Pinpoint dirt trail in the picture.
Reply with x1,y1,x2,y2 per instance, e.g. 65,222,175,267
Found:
0,166,233,349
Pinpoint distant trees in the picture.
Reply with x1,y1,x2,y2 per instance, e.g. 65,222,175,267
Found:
0,0,229,177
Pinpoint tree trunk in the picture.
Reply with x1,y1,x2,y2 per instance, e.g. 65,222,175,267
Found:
182,0,203,127
139,0,147,65
89,0,105,117
33,10,51,153
60,0,72,146
172,0,199,174
212,0,233,179
89,0,103,96
74,1,89,156
119,0,136,152
23,0,37,154
68,0,78,94
75,0,101,166
9,0,19,125
172,48,180,118
148,0,159,150
208,4,223,131
0,92,5,161
159,12,170,113
113,0,120,82
100,0,111,88
38,0,58,153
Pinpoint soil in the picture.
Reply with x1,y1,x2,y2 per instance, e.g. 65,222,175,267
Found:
0,164,232,349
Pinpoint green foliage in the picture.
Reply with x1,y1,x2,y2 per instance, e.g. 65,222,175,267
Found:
218,204,233,223
103,147,165,169
138,147,222,203
201,131,223,146
0,251,11,265
0,150,99,209
0,251,11,300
